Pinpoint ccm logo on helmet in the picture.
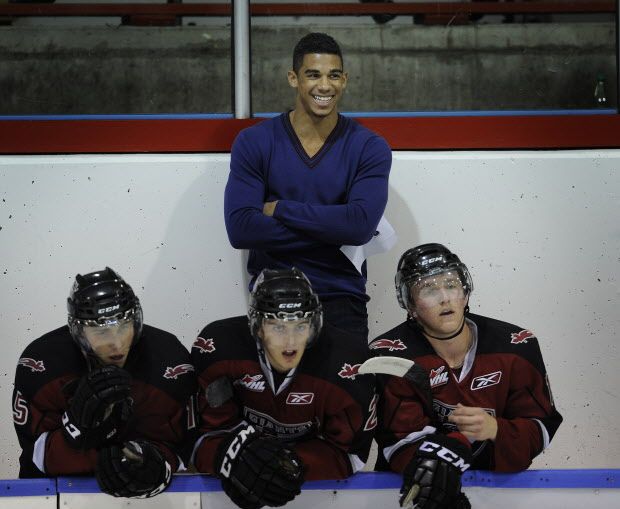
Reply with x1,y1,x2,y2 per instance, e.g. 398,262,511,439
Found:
418,440,470,472
98,304,120,315
279,303,301,309
420,256,443,266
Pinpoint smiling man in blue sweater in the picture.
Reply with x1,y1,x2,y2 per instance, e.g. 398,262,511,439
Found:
224,32,392,340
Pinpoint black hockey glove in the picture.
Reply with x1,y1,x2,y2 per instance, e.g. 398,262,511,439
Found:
96,440,172,498
216,425,305,509
399,434,472,509
62,365,132,449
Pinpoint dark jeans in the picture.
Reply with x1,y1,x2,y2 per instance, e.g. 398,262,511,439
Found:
321,296,369,344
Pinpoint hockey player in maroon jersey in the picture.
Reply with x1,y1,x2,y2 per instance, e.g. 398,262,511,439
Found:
13,267,195,499
369,243,562,509
190,268,376,509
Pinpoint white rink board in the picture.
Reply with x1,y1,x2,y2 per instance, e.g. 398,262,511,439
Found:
59,492,200,509
1,150,619,476
0,496,56,509
201,488,620,509
2,471,619,509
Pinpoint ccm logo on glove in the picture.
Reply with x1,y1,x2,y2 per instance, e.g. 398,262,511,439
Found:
419,440,470,472
219,425,257,478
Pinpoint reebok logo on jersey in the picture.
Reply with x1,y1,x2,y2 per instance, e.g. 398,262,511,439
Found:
370,338,407,352
163,364,195,379
286,392,314,405
193,336,216,353
338,363,361,380
430,366,449,388
511,329,535,344
471,371,502,390
18,358,45,373
235,374,266,392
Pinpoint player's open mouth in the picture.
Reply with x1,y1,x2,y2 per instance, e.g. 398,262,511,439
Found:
109,354,125,361
439,310,454,316
313,95,333,105
282,350,297,358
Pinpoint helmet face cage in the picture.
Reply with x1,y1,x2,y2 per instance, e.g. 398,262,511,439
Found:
395,244,473,310
248,268,323,348
67,267,143,355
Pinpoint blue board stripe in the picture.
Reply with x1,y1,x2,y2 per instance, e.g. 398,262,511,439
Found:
0,478,56,497
49,470,620,495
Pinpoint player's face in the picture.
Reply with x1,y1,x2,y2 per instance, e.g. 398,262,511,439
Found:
409,271,468,338
287,53,347,119
259,318,312,373
83,319,134,367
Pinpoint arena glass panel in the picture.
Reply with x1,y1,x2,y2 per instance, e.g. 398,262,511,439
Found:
0,1,616,117
248,2,617,115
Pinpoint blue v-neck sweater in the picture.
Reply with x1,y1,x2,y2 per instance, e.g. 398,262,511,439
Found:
224,113,392,301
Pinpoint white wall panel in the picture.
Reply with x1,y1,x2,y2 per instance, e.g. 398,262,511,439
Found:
1,150,619,477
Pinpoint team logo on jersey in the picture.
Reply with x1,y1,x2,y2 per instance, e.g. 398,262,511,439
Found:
163,364,195,379
18,358,45,373
433,399,496,430
193,337,216,353
286,392,314,405
511,329,535,344
243,408,313,439
235,374,266,392
370,338,407,352
338,363,361,380
471,371,502,390
429,366,449,388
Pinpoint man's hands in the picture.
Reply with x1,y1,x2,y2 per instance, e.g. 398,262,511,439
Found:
262,201,278,217
62,366,132,449
448,403,498,442
96,440,172,498
399,434,472,509
216,425,304,509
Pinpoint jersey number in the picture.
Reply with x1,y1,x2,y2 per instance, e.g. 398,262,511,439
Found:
364,393,378,431
186,394,197,430
13,391,29,425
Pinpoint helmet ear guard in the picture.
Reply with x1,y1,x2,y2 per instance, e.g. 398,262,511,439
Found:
395,243,473,311
67,267,143,357
248,268,323,348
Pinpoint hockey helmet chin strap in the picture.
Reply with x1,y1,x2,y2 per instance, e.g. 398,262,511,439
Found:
410,305,469,341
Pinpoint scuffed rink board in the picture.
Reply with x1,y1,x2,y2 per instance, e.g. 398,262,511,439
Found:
34,470,620,509
57,476,201,509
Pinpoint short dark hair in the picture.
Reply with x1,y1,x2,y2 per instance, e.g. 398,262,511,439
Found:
292,33,343,73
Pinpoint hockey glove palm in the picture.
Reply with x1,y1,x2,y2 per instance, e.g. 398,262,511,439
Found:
216,425,304,509
62,365,132,449
400,434,472,509
96,440,172,498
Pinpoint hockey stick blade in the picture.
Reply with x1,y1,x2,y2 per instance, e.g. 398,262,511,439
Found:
358,356,415,378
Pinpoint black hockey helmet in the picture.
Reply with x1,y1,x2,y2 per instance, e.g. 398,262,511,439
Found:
67,267,143,355
248,268,323,347
395,243,473,310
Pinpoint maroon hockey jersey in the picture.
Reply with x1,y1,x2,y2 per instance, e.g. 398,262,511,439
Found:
13,325,196,478
191,316,376,480
369,314,562,473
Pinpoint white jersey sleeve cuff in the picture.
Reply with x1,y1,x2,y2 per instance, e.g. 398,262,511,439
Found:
382,425,436,462
33,431,48,474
